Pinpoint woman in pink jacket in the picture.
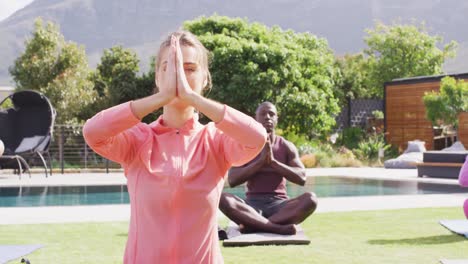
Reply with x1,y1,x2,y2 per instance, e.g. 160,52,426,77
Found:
83,31,267,263
459,156,468,218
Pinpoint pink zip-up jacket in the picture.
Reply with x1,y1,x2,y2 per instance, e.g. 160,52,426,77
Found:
83,102,267,264
459,156,468,218
459,156,468,187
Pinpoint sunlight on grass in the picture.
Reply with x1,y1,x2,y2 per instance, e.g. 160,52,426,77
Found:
0,207,467,263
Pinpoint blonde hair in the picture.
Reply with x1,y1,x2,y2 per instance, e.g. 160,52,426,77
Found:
155,30,212,92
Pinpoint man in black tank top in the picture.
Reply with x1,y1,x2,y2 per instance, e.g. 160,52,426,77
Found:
219,102,317,235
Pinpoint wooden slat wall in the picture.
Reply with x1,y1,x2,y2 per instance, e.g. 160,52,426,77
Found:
459,112,468,147
386,78,468,151
386,81,438,151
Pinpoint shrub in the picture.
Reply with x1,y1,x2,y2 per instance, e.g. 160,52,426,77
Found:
423,76,467,129
328,154,363,167
337,127,365,150
338,146,356,160
372,110,384,119
383,144,400,160
314,153,360,168
354,134,391,162
280,130,312,151
300,154,317,168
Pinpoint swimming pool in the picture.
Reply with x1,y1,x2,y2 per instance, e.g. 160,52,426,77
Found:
0,176,466,207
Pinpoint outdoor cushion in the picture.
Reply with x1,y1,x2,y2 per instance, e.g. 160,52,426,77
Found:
442,141,466,152
384,152,423,169
14,135,45,153
404,140,426,154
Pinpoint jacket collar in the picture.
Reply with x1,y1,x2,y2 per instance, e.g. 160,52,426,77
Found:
150,113,201,135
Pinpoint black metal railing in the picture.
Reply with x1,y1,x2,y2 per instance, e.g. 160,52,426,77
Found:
47,125,121,173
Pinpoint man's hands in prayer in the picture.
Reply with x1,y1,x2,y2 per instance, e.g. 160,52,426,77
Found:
258,138,275,165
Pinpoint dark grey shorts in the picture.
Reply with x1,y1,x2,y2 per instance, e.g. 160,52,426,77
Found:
246,195,288,218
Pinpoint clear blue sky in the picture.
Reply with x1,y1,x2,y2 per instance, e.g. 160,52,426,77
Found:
0,0,34,22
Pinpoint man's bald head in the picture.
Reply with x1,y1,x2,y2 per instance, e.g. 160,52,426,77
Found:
255,101,276,115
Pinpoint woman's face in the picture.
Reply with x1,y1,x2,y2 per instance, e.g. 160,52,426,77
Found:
157,45,206,95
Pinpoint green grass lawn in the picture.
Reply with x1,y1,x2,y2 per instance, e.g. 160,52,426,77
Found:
1,207,467,263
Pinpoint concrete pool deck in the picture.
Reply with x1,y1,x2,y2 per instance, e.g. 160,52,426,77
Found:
0,168,466,225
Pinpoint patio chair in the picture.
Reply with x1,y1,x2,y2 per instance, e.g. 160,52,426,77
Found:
0,90,56,178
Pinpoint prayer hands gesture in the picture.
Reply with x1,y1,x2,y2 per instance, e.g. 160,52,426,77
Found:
157,35,197,106
258,138,274,165
157,36,177,104
175,36,196,102
132,32,224,122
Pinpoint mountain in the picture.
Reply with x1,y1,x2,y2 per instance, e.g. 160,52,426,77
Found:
1,0,467,85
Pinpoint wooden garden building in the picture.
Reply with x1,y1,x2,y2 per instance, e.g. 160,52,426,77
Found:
384,73,468,152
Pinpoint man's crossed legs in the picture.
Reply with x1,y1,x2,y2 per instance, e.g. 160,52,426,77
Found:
219,192,317,235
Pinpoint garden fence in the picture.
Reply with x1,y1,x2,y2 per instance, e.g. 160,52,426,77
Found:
47,125,120,173
335,98,384,131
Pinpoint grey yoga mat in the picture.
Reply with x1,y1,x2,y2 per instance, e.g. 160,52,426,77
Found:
222,222,310,247
0,245,43,264
439,220,468,238
440,260,468,264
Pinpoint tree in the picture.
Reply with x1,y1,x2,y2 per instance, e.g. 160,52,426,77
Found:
184,15,340,137
136,56,160,123
364,21,457,98
96,46,142,104
9,18,96,124
82,46,155,121
423,76,468,129
334,53,374,103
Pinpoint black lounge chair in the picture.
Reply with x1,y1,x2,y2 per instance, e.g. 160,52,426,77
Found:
0,90,56,178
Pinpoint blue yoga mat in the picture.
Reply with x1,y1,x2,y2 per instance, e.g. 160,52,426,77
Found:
439,220,468,238
0,245,43,264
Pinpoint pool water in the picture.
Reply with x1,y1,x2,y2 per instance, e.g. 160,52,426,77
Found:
0,176,466,207
227,176,467,198
0,185,129,207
